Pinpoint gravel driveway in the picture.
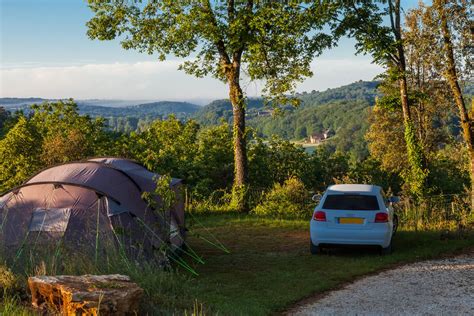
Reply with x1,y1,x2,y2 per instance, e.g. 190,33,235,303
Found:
291,252,474,316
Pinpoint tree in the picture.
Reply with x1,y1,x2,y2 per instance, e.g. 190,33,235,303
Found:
0,107,9,135
0,116,41,192
29,100,109,165
335,0,429,198
0,100,111,192
365,1,470,196
86,0,340,211
432,0,473,207
194,123,234,197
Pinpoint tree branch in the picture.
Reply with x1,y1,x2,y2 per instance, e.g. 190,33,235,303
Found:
203,0,231,67
388,0,398,39
228,0,235,22
233,0,253,64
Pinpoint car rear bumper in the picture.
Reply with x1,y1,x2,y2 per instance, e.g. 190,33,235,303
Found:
310,220,392,248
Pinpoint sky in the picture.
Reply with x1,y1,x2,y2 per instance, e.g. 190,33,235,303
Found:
0,0,422,102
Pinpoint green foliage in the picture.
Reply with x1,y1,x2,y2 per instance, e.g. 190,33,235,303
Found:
193,123,234,197
194,81,379,160
0,116,41,192
345,158,402,194
142,175,176,216
402,120,430,198
427,144,470,195
230,184,249,213
0,107,10,137
2,215,473,315
82,101,200,133
331,1,396,67
248,137,307,189
0,94,470,205
86,1,340,102
252,177,311,219
0,100,113,192
86,0,347,212
195,99,265,126
30,100,110,161
0,294,34,316
305,148,351,192
0,265,21,297
118,116,200,181
112,119,235,200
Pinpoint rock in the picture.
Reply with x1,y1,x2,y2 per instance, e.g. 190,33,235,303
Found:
28,274,143,315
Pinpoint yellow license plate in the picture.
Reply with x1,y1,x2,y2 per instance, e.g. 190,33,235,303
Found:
339,217,364,224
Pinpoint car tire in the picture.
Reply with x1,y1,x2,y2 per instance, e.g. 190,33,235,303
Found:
392,214,399,236
310,240,322,255
381,240,393,255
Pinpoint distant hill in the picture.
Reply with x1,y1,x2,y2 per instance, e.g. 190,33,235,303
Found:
0,98,49,109
3,80,469,150
194,81,379,125
0,98,200,115
195,98,266,125
192,81,378,158
77,101,201,118
297,81,379,106
0,98,201,133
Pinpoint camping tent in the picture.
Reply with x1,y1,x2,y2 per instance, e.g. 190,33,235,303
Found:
0,157,185,259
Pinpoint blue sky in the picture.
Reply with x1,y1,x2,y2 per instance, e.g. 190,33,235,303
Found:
0,0,423,101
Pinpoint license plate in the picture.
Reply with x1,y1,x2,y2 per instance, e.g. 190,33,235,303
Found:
339,217,364,224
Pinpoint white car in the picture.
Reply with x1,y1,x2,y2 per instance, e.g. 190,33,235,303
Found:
310,184,399,255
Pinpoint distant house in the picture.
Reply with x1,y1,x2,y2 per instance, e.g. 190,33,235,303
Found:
309,133,325,144
309,129,333,144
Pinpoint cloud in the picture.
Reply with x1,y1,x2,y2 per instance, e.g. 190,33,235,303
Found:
0,57,383,101
0,60,228,100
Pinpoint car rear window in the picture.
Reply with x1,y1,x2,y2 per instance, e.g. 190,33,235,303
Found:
322,194,379,210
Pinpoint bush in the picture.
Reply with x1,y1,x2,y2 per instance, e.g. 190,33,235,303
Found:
252,177,312,219
0,265,22,298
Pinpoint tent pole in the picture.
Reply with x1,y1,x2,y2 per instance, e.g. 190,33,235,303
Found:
95,196,101,266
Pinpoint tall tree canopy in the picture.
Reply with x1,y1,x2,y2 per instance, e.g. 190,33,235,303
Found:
334,0,430,198
0,101,109,192
430,0,473,206
86,0,341,211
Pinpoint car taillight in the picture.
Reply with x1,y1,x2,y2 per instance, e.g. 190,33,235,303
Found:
313,211,326,222
375,212,389,223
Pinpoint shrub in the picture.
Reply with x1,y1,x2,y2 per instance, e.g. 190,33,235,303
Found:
0,265,22,298
252,177,312,219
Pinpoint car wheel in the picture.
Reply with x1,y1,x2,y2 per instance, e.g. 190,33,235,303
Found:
392,214,399,236
381,240,393,255
310,240,322,255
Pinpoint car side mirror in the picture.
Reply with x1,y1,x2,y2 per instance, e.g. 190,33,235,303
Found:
388,196,400,203
312,194,322,202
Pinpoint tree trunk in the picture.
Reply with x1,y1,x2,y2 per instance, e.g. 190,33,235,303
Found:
398,67,411,123
392,0,427,198
437,0,474,210
228,65,249,212
471,147,474,212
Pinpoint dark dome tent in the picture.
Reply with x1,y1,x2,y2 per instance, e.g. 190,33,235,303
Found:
0,157,185,260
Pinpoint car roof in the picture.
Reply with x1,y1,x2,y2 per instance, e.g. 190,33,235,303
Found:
326,184,381,194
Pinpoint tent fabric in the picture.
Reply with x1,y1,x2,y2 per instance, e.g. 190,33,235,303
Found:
29,208,71,233
0,157,185,259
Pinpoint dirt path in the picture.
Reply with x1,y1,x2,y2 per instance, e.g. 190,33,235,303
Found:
290,252,474,315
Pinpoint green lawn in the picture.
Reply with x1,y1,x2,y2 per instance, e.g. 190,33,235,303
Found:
182,214,473,315
1,214,473,315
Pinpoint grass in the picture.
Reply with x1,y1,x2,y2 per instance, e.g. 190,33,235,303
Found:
183,214,473,315
1,213,473,315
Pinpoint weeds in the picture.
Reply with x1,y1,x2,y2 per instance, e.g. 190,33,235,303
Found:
396,193,473,231
0,203,472,315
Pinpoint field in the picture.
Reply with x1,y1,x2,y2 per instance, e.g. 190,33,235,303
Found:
4,213,473,315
